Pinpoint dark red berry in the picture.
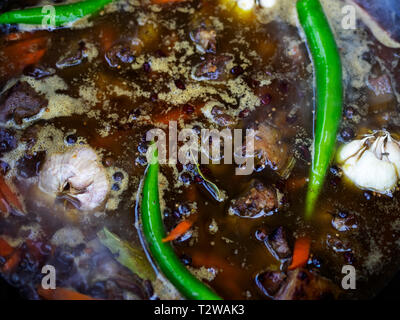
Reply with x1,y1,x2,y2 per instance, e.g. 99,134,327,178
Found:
340,127,354,141
143,62,151,73
113,172,124,181
175,79,186,90
239,108,250,118
231,65,244,76
150,93,158,102
260,94,272,105
183,104,194,114
279,80,289,93
344,106,355,119
155,50,166,57
66,134,77,144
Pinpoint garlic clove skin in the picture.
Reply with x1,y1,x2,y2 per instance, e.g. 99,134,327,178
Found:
385,139,400,176
337,139,366,163
337,131,400,194
341,149,398,193
39,146,110,211
259,0,276,8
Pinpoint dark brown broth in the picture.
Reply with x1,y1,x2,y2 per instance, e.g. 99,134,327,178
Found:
0,0,399,300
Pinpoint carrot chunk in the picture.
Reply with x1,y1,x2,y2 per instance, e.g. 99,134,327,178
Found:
37,287,97,300
2,37,47,72
288,237,311,270
0,238,13,257
162,219,193,242
153,104,202,125
0,176,23,212
2,249,21,273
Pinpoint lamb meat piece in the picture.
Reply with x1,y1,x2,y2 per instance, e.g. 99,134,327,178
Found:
252,123,289,172
20,124,41,150
105,41,137,68
16,151,46,178
191,27,217,53
56,41,87,69
274,268,340,300
210,106,235,127
331,211,358,232
350,0,400,47
255,270,286,298
326,234,352,253
367,74,394,104
0,81,48,124
229,180,282,218
265,226,292,260
23,65,55,79
193,54,232,81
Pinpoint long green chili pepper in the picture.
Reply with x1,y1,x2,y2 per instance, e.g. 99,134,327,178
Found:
0,0,115,27
141,147,221,300
297,0,343,219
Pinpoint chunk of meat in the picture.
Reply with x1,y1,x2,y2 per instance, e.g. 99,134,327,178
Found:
0,127,17,154
252,123,289,172
350,0,400,48
0,34,48,83
255,270,286,298
326,234,352,253
265,226,291,260
23,65,55,80
16,151,46,178
105,41,138,68
191,27,217,53
0,81,48,124
20,124,40,150
56,41,88,69
367,74,394,104
274,268,340,300
192,54,232,81
210,106,235,127
331,211,358,232
229,180,282,218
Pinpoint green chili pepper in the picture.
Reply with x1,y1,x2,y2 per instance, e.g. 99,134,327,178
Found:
0,0,115,26
297,0,343,219
141,146,221,300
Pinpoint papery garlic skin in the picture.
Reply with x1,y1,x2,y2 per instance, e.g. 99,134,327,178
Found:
337,132,400,194
39,146,110,211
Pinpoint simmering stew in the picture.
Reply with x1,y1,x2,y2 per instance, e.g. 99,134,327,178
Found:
0,0,399,300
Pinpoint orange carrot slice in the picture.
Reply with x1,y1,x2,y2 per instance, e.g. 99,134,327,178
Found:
37,287,97,300
162,219,193,242
3,37,47,70
0,176,23,212
2,250,21,273
153,104,202,125
0,238,13,257
288,236,311,270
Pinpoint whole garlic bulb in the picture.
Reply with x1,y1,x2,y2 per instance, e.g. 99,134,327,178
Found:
337,131,400,194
